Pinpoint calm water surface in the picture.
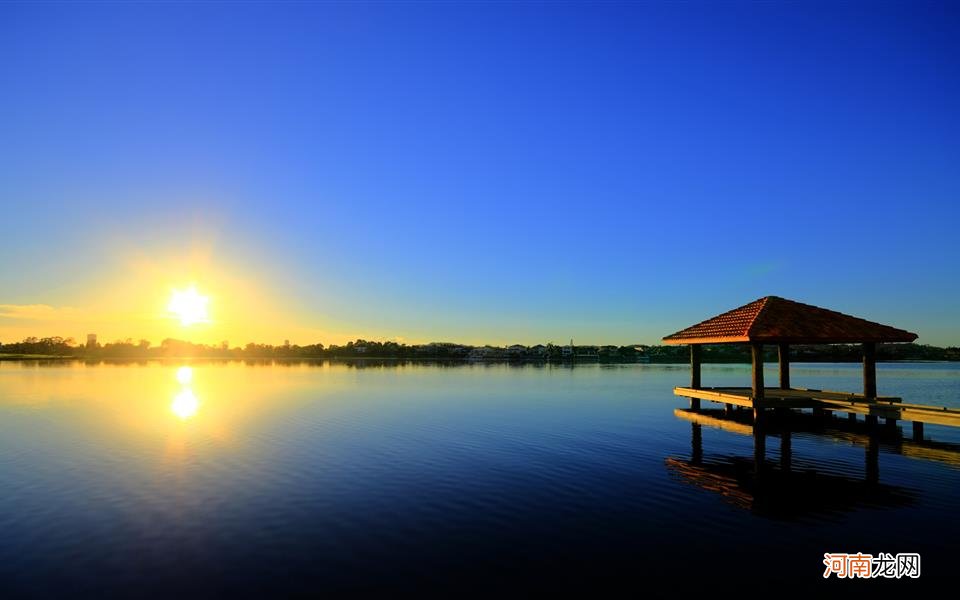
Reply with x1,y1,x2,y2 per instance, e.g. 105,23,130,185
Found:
1,360,958,594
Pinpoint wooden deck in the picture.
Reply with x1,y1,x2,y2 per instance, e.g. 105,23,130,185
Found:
674,386,960,427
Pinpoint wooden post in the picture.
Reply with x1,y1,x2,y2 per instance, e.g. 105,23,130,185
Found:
751,343,765,422
863,342,877,399
848,412,857,423
778,343,790,389
912,421,924,442
690,345,701,388
690,344,701,410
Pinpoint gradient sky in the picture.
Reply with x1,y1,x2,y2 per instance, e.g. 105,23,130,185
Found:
1,1,958,347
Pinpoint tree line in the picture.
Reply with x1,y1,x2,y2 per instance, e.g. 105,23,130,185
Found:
1,336,959,362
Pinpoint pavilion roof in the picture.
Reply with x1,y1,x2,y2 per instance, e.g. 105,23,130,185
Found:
662,296,918,345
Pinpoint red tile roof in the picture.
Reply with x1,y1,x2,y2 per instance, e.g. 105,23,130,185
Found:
662,296,918,345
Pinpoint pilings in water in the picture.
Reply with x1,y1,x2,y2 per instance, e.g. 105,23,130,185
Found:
778,343,790,390
691,423,702,465
751,342,765,424
690,345,701,411
913,421,924,442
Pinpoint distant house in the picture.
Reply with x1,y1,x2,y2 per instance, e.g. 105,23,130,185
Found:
469,347,497,360
507,344,527,356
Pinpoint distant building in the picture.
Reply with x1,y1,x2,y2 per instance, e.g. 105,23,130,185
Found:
467,347,486,360
86,333,97,349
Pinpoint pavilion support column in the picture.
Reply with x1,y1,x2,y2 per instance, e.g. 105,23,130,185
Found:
751,343,765,423
863,342,877,399
778,343,790,390
690,344,701,410
913,421,924,442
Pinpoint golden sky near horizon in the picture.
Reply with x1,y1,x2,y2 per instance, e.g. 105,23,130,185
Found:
0,243,355,348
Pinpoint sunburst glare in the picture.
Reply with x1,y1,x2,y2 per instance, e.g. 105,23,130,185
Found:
168,286,210,326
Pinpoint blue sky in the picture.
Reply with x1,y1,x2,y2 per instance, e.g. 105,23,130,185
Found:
1,1,958,346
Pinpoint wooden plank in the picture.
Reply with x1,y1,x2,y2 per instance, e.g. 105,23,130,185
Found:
673,387,903,416
898,406,960,427
673,387,754,408
783,387,901,403
673,386,960,426
677,386,901,403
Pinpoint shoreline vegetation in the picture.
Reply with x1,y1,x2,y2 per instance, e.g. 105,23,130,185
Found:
1,337,958,363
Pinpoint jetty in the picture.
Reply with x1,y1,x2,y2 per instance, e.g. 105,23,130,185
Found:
663,296,960,438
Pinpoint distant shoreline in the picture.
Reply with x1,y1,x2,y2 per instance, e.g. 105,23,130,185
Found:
3,339,958,363
1,354,957,364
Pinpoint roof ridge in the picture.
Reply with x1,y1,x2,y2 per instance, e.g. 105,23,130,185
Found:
744,296,773,337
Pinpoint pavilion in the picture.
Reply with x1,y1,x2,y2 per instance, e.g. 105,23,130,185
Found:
661,296,959,437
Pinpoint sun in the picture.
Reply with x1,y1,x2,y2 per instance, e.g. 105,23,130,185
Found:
168,285,210,326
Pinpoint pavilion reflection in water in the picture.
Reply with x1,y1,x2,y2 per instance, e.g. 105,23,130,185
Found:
664,407,960,519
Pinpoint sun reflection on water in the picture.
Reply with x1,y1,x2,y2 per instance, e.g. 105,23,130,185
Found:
171,388,199,420
171,366,199,420
176,366,193,385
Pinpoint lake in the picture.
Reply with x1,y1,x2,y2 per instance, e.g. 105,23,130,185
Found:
1,360,958,594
